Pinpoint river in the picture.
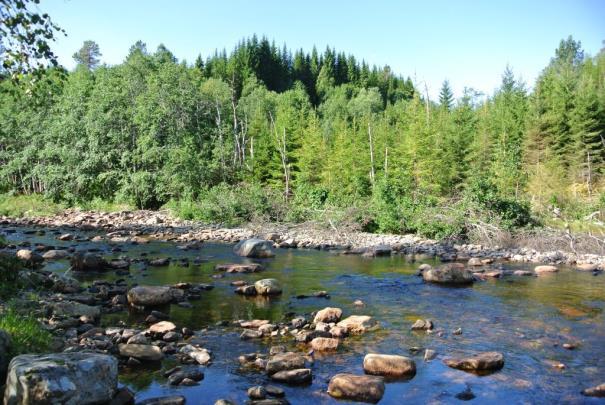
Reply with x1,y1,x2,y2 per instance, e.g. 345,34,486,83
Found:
4,226,605,404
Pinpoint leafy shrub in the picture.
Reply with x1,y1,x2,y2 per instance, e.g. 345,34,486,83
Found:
166,183,279,225
465,178,533,229
287,184,329,222
0,253,24,299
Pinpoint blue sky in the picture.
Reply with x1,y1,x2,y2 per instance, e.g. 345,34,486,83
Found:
40,0,604,99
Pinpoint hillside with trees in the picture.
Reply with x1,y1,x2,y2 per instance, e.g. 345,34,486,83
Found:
1,35,604,240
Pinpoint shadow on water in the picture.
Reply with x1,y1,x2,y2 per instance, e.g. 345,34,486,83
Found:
2,224,605,404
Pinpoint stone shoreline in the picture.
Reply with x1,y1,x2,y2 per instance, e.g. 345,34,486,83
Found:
2,208,605,267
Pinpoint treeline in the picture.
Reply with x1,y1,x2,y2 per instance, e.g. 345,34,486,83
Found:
0,36,604,237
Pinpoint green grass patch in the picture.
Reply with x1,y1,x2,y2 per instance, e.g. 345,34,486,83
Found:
0,194,65,218
0,306,52,356
76,197,133,212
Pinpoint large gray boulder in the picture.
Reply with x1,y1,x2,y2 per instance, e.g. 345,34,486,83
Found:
234,239,275,258
423,264,474,285
70,252,108,272
3,352,118,405
127,286,173,307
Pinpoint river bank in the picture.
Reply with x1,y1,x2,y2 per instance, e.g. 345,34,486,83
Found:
2,208,605,269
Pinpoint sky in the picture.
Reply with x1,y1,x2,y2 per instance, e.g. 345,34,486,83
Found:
39,0,605,99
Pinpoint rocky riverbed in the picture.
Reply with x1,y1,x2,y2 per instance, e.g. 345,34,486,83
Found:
3,208,605,267
1,214,605,404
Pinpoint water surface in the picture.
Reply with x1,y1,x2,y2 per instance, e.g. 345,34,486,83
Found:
4,226,605,404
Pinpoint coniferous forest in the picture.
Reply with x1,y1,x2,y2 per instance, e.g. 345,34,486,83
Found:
1,35,604,239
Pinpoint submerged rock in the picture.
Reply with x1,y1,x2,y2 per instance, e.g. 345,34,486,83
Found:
576,263,598,272
127,286,173,306
423,264,474,284
270,368,312,384
534,265,558,275
234,239,275,258
327,373,385,403
582,383,605,397
215,263,264,273
70,252,108,272
137,396,186,405
443,351,504,373
3,352,117,405
363,354,416,378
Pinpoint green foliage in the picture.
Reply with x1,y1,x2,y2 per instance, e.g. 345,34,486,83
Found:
465,178,533,229
0,253,23,299
0,306,52,356
165,183,280,225
0,0,65,77
0,35,602,240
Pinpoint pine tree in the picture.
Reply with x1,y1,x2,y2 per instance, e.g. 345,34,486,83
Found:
439,80,454,111
73,40,102,70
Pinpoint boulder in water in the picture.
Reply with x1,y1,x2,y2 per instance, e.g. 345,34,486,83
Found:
234,239,275,258
327,373,385,403
254,278,282,295
127,286,173,306
443,351,504,373
423,264,474,284
363,354,416,378
70,252,108,272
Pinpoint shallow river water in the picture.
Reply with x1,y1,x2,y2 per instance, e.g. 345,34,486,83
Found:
4,227,605,404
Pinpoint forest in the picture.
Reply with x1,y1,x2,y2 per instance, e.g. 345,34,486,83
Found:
1,35,604,239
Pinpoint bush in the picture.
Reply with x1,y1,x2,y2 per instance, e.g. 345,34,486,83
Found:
166,183,280,225
0,306,52,357
465,178,533,230
286,184,329,222
0,253,24,299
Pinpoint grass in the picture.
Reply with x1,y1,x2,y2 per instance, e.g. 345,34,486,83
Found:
0,194,134,218
0,194,65,218
75,197,133,212
0,306,52,357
